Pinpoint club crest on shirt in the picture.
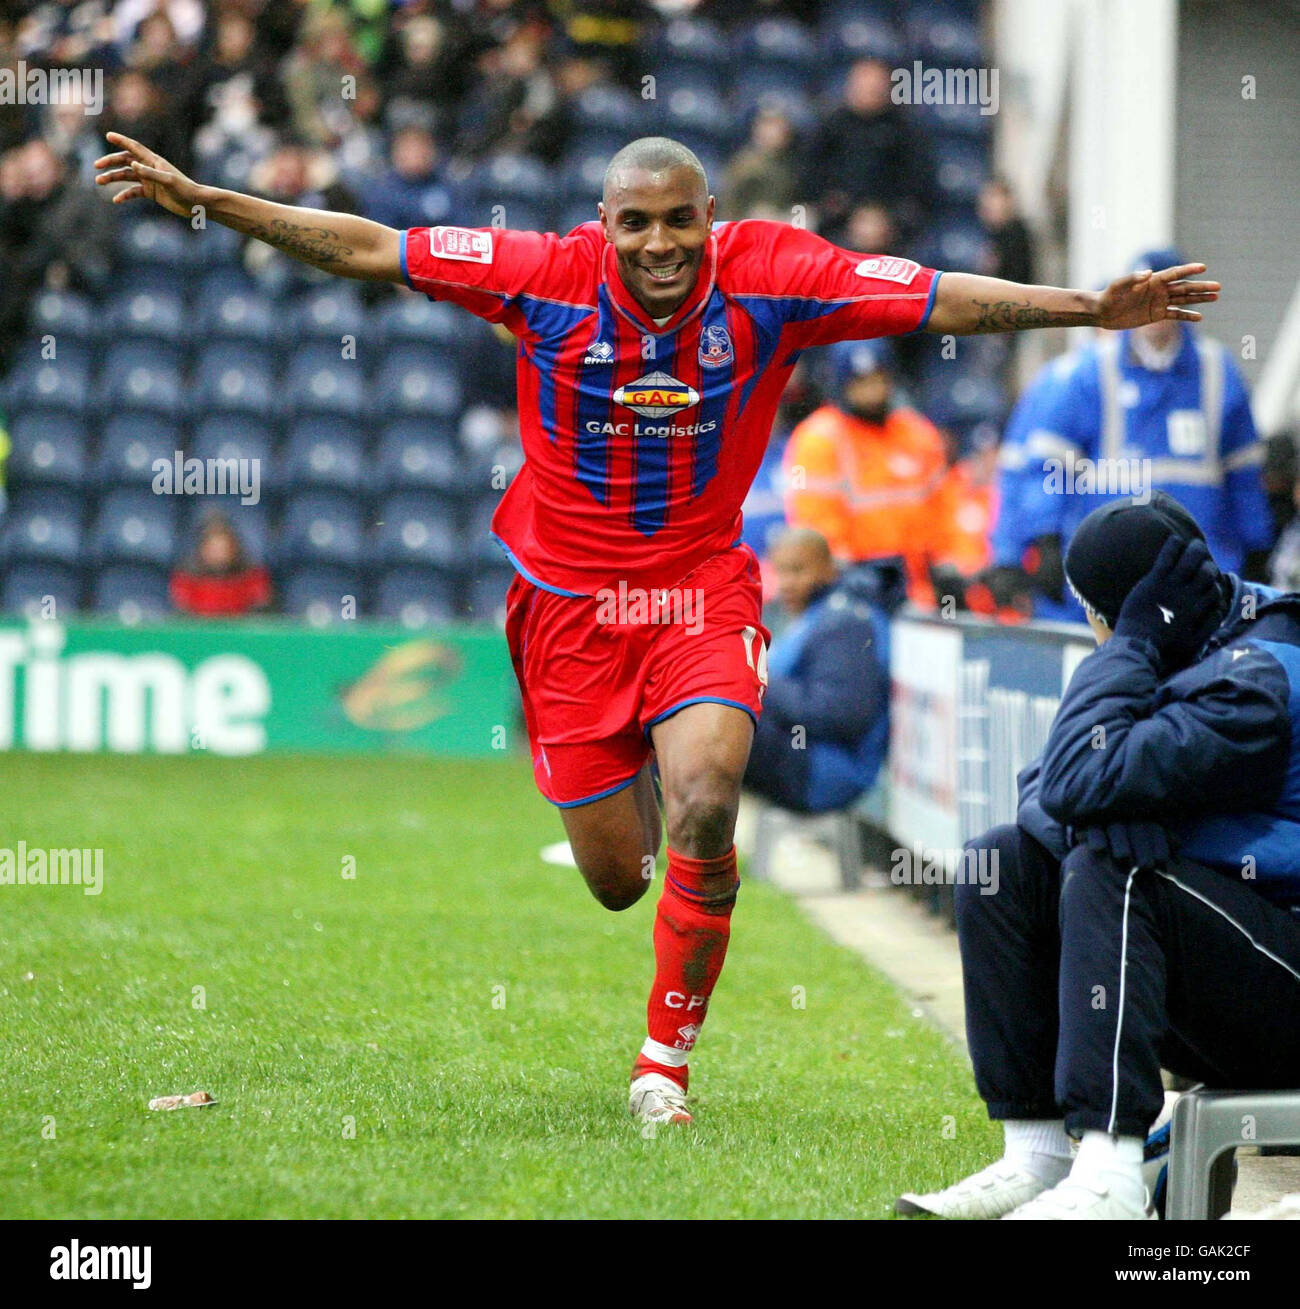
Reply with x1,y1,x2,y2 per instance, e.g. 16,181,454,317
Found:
613,370,700,418
698,324,733,368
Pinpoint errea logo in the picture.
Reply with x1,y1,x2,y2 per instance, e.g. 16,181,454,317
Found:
584,340,615,365
854,256,921,285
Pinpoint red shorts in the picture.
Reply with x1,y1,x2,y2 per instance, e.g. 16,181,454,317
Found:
504,545,771,807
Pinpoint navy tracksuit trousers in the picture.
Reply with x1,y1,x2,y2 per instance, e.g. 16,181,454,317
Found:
956,824,1300,1138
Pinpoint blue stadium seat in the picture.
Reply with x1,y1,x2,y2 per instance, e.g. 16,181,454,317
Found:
371,492,459,569
282,418,366,494
915,94,995,140
89,490,178,567
731,82,818,136
464,563,516,626
558,149,611,207
373,351,462,422
571,83,645,136
374,566,459,628
278,491,365,568
190,416,277,500
926,220,990,272
290,286,368,344
192,345,278,417
101,338,185,381
198,265,260,304
28,289,96,346
652,59,726,102
464,496,508,565
1,561,81,617
8,413,89,489
907,10,984,65
736,17,820,75
91,565,172,623
821,11,906,67
94,414,182,489
373,422,461,496
922,372,1007,430
194,287,280,348
374,295,464,350
2,492,83,566
284,349,367,419
470,153,552,206
103,289,188,345
4,356,92,414
657,84,734,142
652,17,732,79
98,353,184,417
119,217,193,270
280,565,362,626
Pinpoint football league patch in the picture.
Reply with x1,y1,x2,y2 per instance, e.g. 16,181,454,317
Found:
428,227,493,264
854,255,921,285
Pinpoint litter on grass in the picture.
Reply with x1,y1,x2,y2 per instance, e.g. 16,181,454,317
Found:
147,1091,217,1111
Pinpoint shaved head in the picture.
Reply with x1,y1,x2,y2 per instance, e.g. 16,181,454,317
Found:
771,529,836,614
602,136,707,205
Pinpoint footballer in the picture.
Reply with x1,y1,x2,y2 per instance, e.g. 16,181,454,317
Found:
96,131,1219,1127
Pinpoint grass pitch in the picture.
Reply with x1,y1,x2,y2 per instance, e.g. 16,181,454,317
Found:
0,753,994,1218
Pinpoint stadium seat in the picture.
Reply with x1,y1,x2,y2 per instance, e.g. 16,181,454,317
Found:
194,287,281,349
88,490,179,568
290,286,368,344
103,289,188,345
922,372,1006,429
571,83,645,137
4,355,92,415
927,220,990,272
735,17,820,77
198,265,260,304
371,492,460,570
464,496,508,565
373,351,462,422
558,149,611,208
0,561,81,617
821,11,907,67
731,82,818,136
1,492,83,566
464,563,516,626
8,413,89,489
98,353,184,417
100,338,185,382
657,84,734,142
94,414,182,489
278,491,366,568
280,565,363,627
652,17,732,81
119,217,193,270
91,564,172,624
907,10,984,66
192,341,279,417
282,418,366,494
284,349,368,419
374,566,459,628
373,422,462,496
28,288,96,346
470,153,552,206
373,294,464,350
190,416,278,501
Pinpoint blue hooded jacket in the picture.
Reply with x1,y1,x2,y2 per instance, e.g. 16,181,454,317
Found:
1030,577,1300,907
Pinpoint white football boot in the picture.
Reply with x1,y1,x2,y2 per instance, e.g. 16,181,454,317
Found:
1003,1177,1155,1220
896,1161,1047,1218
628,1072,693,1126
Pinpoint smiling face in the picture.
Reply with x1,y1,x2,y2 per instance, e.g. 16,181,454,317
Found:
599,163,714,319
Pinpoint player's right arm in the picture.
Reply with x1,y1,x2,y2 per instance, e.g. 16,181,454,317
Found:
94,132,402,283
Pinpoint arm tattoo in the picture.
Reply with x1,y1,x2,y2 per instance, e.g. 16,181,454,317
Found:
971,299,1095,332
236,217,353,267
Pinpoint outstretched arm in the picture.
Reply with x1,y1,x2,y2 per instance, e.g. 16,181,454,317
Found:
926,265,1220,335
94,132,402,283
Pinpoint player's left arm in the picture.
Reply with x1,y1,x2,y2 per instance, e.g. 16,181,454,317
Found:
925,264,1220,335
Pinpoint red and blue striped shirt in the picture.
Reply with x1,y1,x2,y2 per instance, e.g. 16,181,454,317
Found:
402,219,941,596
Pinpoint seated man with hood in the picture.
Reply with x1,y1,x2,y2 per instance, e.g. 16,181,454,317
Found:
897,491,1300,1220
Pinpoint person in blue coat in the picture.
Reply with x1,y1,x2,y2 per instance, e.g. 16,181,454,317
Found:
743,528,895,814
988,248,1273,622
898,491,1300,1220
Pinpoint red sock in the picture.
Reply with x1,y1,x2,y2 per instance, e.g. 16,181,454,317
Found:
633,846,739,1091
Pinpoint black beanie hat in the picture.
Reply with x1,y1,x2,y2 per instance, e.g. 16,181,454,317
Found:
1064,491,1222,628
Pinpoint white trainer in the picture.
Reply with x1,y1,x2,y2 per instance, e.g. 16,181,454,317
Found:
1003,1177,1155,1220
628,1072,692,1125
896,1161,1047,1219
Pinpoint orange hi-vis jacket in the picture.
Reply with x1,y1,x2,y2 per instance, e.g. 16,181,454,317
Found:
931,457,997,577
782,403,948,607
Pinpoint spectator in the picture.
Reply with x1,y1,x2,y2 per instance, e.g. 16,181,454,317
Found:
378,12,480,140
360,124,454,231
803,58,934,242
0,139,112,371
991,248,1273,617
125,11,198,172
930,430,999,595
170,512,272,617
743,528,893,814
1269,436,1300,593
783,339,949,608
280,6,367,150
186,8,290,151
977,177,1034,285
721,107,800,220
843,200,898,255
